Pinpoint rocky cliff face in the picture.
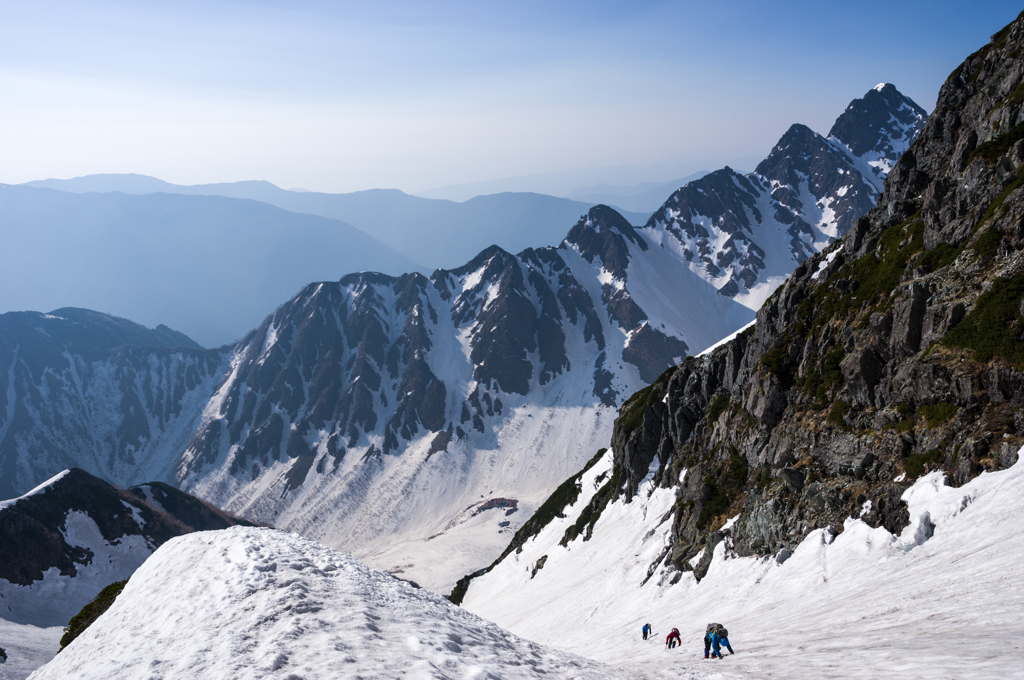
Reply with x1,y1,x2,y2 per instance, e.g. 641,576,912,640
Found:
0,309,224,499
610,14,1024,581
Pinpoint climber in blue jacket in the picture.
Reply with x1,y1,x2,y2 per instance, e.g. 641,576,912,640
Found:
704,623,734,658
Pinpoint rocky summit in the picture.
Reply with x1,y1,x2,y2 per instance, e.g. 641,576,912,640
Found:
647,84,926,308
608,14,1024,580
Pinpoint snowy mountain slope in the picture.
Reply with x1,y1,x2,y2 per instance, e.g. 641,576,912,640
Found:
462,447,1024,679
29,526,636,680
644,84,926,310
4,84,924,596
0,468,252,628
0,185,423,347
0,309,229,500
19,176,651,271
0,618,63,680
174,206,752,592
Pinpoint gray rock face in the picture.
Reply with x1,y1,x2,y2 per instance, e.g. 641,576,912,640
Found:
0,310,223,499
609,16,1024,577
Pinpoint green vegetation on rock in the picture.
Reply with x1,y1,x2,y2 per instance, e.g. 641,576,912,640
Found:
918,402,959,427
60,580,128,651
905,449,944,479
917,242,961,272
828,400,851,428
943,271,1024,368
759,347,788,376
706,393,730,423
618,366,676,439
974,228,1003,264
980,167,1024,224
971,120,1024,165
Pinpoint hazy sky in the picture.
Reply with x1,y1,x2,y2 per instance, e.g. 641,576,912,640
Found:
2,1,1021,195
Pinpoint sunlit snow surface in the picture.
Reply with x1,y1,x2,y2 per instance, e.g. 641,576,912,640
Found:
464,447,1024,679
0,620,62,680
29,527,635,680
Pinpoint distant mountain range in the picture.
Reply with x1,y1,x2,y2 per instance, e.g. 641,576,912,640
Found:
0,186,421,347
20,176,651,270
565,171,711,212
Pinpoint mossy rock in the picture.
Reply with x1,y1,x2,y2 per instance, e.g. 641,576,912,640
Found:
60,580,128,651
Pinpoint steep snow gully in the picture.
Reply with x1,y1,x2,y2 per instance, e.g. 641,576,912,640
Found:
462,446,1024,680
23,447,1024,679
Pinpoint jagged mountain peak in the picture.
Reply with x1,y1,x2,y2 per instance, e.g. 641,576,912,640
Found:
639,84,925,308
754,123,852,187
828,82,928,189
562,205,646,280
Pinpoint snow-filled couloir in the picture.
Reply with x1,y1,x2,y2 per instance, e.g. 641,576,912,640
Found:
462,446,1024,679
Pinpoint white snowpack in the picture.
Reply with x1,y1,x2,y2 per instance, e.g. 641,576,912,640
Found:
698,320,755,357
29,527,635,680
811,244,843,280
464,446,1024,679
0,619,63,680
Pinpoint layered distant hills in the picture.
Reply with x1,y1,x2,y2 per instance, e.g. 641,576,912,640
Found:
19,176,652,270
0,187,422,347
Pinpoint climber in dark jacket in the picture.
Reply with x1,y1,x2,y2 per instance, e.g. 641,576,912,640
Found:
642,622,652,640
665,628,681,649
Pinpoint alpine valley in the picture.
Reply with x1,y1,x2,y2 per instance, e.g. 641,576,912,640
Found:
0,83,926,599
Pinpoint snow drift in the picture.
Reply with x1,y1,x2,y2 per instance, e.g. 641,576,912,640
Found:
29,527,635,680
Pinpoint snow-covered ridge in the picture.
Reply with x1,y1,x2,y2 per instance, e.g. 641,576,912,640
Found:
30,527,635,680
0,470,69,511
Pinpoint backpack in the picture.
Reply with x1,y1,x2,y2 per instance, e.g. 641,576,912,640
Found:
705,622,722,634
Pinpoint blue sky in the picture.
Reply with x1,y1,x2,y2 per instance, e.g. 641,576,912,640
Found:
1,1,1020,195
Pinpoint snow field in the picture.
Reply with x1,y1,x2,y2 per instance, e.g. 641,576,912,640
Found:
0,620,63,680
30,527,638,680
464,447,1024,679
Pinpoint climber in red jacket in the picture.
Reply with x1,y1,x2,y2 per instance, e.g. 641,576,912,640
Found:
666,628,682,649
